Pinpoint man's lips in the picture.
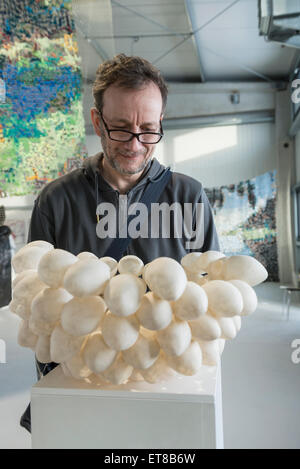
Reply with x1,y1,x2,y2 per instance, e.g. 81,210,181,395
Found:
119,153,144,159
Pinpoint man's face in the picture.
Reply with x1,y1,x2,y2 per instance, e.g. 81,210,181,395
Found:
91,81,163,176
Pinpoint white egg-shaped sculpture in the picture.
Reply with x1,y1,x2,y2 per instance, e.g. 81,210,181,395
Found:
181,252,203,274
50,324,85,363
167,340,202,376
136,292,172,331
18,320,38,349
189,314,222,341
172,281,208,321
13,272,46,302
218,317,237,340
192,251,226,273
9,299,29,320
77,251,98,261
157,319,191,357
232,315,242,332
104,274,145,317
185,271,209,286
63,258,110,297
99,257,118,278
197,339,220,366
101,354,133,385
31,287,72,325
12,269,36,289
38,249,78,288
140,351,175,384
29,312,58,337
129,369,144,382
61,362,73,378
123,333,160,370
229,280,258,316
101,312,140,351
218,339,226,356
13,272,46,319
83,332,117,373
139,326,156,340
25,240,54,250
144,257,187,301
12,242,53,274
64,352,93,380
202,280,243,317
207,257,227,280
118,255,144,277
209,255,268,286
61,296,106,337
35,335,51,364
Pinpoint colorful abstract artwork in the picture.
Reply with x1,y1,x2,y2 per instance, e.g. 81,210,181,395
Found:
205,170,278,281
0,0,87,196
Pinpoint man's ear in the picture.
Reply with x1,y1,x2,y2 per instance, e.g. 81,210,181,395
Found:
90,107,102,138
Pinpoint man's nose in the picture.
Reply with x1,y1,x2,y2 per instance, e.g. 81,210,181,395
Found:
125,135,144,151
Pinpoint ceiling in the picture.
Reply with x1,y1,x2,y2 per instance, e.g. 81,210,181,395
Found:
71,0,300,132
72,0,299,83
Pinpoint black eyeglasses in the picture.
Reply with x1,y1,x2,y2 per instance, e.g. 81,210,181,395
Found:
97,110,164,144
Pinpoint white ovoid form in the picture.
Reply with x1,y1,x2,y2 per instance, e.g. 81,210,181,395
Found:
83,332,117,374
117,255,144,277
50,324,86,364
64,259,110,297
12,272,46,320
31,287,72,336
38,249,78,288
35,335,51,364
143,257,187,301
61,296,106,337
136,292,172,331
101,312,140,351
208,254,268,286
122,333,160,370
104,274,146,317
11,245,268,386
171,281,208,320
12,241,53,273
99,257,118,278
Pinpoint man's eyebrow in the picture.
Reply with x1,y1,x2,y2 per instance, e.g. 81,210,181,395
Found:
110,118,158,127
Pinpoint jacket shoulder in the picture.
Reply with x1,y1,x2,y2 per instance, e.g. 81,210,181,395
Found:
38,168,86,199
35,168,88,213
169,171,204,200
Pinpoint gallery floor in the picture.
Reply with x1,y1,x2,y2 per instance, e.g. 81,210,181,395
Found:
0,282,300,449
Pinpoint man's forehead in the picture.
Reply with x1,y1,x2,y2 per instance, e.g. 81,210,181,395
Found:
102,82,163,109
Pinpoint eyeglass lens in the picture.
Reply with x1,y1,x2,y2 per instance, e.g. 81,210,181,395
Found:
109,131,162,143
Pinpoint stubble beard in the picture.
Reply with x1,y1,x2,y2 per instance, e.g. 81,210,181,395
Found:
101,134,152,175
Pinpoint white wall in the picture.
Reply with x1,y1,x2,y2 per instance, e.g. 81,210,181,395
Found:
159,122,276,188
296,131,300,183
85,134,102,157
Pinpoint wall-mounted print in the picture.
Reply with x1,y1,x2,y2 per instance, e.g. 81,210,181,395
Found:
0,0,87,196
205,170,278,281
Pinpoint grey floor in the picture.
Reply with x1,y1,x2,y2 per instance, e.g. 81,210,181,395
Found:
0,282,300,449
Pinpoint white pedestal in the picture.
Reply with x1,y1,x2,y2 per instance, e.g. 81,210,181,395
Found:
31,365,224,449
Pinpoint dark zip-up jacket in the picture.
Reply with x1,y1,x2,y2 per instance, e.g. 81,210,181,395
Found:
28,153,220,262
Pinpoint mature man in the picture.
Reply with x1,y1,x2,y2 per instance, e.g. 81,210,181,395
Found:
20,54,219,433
28,54,219,260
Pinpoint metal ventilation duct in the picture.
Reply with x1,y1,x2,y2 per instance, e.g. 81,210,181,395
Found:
258,0,300,48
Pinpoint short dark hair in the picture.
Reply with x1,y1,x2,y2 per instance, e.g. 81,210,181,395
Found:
92,54,168,113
